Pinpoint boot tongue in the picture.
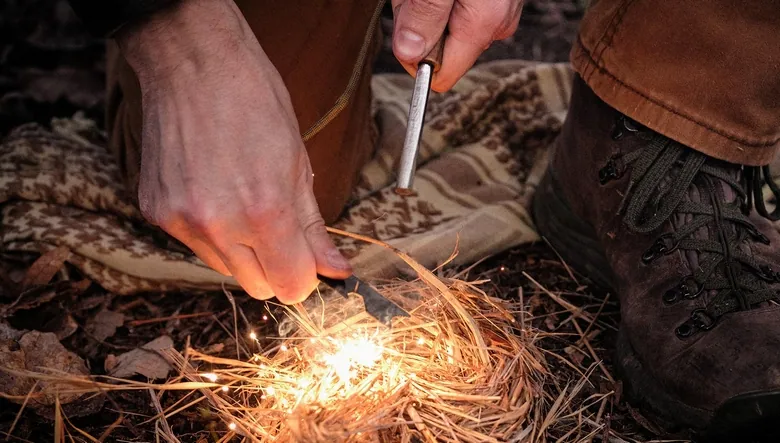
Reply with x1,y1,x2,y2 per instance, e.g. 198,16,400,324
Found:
670,159,743,274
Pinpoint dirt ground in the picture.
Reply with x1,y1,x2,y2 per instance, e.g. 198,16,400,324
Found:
0,1,687,442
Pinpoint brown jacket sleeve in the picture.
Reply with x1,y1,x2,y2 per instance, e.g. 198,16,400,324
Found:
67,0,180,37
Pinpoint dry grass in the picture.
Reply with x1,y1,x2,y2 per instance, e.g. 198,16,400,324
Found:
0,230,672,442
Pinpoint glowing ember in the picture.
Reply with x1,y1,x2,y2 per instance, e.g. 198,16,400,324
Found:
228,422,236,431
249,331,257,340
221,386,229,392
202,373,218,383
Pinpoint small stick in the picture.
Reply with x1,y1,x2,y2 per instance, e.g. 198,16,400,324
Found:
571,318,615,383
407,405,437,443
578,293,610,346
127,312,214,327
523,272,594,323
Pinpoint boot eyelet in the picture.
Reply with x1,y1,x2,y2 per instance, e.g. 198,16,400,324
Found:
758,265,780,283
663,289,679,304
690,309,716,331
611,116,641,140
675,323,695,338
680,277,702,299
664,278,702,304
598,157,624,185
641,234,678,264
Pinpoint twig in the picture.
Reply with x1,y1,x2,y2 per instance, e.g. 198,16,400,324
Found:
126,312,214,327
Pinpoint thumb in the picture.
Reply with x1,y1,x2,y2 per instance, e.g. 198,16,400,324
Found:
296,187,353,279
391,0,454,71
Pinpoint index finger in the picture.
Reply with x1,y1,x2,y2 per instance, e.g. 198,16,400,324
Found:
430,1,522,91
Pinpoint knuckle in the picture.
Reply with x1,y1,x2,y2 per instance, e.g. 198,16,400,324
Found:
406,0,451,20
300,213,326,238
453,2,516,41
185,208,220,238
244,202,291,226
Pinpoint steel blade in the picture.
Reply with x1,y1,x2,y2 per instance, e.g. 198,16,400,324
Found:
318,274,410,327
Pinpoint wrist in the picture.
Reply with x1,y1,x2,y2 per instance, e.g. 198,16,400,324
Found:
116,0,255,85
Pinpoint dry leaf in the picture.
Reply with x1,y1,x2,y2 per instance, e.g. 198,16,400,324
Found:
42,313,79,340
0,326,92,411
86,309,125,342
106,336,174,380
21,246,71,289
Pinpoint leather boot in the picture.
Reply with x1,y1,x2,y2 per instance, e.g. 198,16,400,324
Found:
533,75,780,439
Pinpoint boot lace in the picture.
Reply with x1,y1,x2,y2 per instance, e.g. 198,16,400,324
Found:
602,116,780,338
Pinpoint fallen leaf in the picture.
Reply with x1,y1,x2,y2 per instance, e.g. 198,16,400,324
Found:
21,246,71,289
86,309,125,341
42,313,79,340
106,336,174,380
0,325,101,416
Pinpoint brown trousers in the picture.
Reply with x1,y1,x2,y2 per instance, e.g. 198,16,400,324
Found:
573,0,780,166
106,0,381,224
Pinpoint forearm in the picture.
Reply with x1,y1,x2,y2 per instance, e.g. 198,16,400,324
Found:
115,0,257,84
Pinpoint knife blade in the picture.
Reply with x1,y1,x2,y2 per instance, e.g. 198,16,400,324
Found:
317,274,409,327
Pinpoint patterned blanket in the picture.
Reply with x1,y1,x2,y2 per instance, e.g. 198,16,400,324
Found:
0,61,573,294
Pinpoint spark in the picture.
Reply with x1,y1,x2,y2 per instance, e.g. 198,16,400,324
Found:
265,386,275,396
262,315,269,321
249,331,257,340
416,337,425,345
228,423,237,431
323,335,383,384
221,386,229,392
280,345,288,352
202,373,218,383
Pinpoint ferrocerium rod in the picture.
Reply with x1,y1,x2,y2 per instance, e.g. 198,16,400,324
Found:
395,35,445,196
395,63,433,194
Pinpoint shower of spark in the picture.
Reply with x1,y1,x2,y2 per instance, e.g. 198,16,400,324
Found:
323,335,383,385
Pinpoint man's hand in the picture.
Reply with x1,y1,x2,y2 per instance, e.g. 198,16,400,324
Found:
392,0,523,91
116,0,352,304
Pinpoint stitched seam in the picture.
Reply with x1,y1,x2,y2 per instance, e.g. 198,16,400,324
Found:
586,0,634,76
576,36,780,148
593,0,636,72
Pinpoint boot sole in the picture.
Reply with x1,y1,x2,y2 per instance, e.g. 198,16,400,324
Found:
532,170,780,441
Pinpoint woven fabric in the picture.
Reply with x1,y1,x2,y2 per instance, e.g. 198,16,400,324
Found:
0,61,573,294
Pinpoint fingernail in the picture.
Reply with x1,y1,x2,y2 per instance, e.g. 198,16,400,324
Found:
395,29,426,61
326,249,352,271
